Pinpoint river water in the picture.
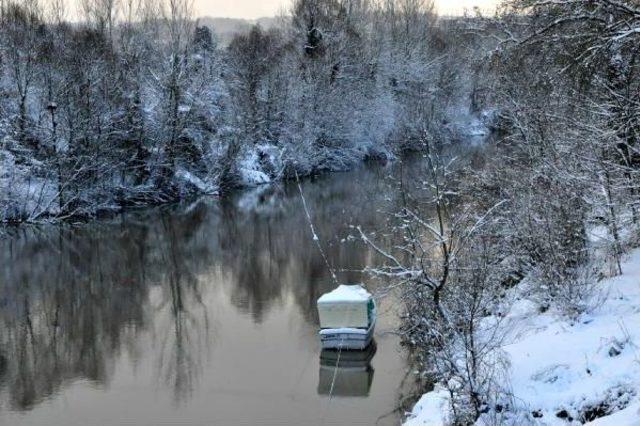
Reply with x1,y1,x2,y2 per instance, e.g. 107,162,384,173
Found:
0,159,435,426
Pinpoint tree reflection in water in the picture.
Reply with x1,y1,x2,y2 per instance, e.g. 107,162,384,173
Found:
154,213,211,405
0,158,418,417
0,224,151,410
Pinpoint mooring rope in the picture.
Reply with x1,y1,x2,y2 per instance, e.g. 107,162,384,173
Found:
294,170,347,423
295,171,339,286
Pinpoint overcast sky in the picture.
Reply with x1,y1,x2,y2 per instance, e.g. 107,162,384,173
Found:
194,0,500,19
62,0,499,21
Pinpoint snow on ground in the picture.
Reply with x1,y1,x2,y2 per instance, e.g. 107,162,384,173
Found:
404,386,451,426
405,249,640,425
588,401,640,426
446,107,495,146
175,168,218,195
1,148,60,221
238,149,273,187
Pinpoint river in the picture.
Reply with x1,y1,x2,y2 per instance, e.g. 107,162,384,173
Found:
0,158,441,426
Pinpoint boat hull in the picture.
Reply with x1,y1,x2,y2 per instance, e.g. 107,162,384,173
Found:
319,324,375,350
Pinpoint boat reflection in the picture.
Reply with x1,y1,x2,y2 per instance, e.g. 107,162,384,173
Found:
317,341,376,398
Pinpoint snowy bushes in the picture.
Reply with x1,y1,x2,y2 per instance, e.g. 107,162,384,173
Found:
0,149,21,221
577,386,637,423
359,140,514,423
399,1,640,423
531,261,605,320
0,146,61,222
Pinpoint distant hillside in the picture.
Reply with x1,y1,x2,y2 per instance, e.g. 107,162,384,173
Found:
199,16,280,45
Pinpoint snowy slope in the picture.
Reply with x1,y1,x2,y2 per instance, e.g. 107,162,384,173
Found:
405,249,640,425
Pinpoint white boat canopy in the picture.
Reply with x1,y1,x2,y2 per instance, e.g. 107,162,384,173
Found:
317,285,373,329
317,285,372,304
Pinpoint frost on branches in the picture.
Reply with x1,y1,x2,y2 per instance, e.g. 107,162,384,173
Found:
396,0,640,424
0,0,483,224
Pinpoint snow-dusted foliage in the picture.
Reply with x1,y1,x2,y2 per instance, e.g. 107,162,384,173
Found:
0,0,479,223
359,144,513,423
407,248,640,426
396,1,640,424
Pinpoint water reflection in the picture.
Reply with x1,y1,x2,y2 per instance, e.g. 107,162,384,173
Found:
318,342,377,398
155,214,212,405
0,160,416,425
0,225,151,411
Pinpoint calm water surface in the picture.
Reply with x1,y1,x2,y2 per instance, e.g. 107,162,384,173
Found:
0,161,425,426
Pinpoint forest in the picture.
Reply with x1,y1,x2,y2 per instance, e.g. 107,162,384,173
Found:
0,0,482,222
1,0,640,424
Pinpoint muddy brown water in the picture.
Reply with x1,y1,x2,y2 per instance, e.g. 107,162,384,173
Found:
0,160,432,426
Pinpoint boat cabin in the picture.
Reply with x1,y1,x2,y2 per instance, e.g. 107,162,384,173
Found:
317,285,375,330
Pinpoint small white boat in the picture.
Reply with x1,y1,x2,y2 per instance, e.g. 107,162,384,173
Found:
317,284,377,350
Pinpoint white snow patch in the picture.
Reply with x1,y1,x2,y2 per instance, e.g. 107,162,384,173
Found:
319,327,369,335
175,169,217,194
240,168,271,186
238,150,272,187
405,248,640,425
404,385,451,426
587,401,640,425
318,284,372,304
446,107,493,145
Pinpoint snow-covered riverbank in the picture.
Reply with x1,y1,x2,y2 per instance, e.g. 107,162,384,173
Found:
405,249,640,425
